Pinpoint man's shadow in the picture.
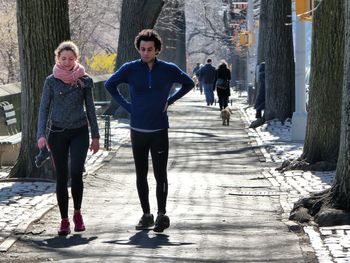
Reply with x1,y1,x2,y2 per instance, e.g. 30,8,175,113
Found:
32,234,98,248
104,230,194,249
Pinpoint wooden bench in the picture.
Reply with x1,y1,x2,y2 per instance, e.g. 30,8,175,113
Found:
0,102,21,167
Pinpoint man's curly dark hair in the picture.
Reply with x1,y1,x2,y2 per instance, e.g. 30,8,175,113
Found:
134,29,162,54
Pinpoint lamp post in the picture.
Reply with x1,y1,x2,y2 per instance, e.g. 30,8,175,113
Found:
246,0,255,89
291,16,307,141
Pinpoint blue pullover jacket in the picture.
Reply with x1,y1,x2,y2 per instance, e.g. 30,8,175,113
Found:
105,59,195,130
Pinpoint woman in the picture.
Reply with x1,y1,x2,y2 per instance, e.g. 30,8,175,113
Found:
214,61,231,110
37,41,100,235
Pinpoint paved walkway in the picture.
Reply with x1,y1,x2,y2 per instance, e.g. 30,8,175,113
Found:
0,118,129,253
0,90,347,262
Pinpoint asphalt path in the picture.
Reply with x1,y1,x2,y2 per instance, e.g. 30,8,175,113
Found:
0,92,307,262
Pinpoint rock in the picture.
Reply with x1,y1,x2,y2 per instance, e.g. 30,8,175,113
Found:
315,209,350,227
289,207,312,223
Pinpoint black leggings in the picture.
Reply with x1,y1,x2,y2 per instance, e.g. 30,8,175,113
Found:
131,129,169,215
48,125,89,219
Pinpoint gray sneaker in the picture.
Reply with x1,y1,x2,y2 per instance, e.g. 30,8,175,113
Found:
135,214,154,230
153,214,170,233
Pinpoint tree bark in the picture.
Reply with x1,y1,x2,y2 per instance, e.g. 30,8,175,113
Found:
256,0,267,64
264,0,295,122
174,2,186,71
155,0,186,70
290,1,350,227
10,0,70,179
301,0,344,165
156,1,178,64
331,0,350,210
251,0,268,120
105,0,164,116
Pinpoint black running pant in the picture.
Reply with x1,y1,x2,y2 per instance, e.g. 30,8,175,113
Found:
48,125,89,219
218,95,229,110
130,129,169,215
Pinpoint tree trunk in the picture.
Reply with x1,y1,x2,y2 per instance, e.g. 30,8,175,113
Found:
155,0,186,71
10,0,70,179
289,1,349,227
174,1,186,71
155,1,178,64
330,0,350,210
252,0,268,119
301,0,344,165
256,0,267,64
105,0,164,116
264,0,295,121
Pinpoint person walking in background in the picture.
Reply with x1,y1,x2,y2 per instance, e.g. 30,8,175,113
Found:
192,62,201,77
192,63,201,93
254,62,265,119
105,29,194,232
199,58,216,105
37,41,100,236
249,62,266,128
193,63,204,94
214,60,231,110
197,64,204,94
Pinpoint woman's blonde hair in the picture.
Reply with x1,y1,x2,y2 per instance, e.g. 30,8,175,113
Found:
219,59,228,67
54,41,80,61
218,60,229,70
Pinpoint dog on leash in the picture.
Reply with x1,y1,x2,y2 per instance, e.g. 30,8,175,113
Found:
220,107,232,126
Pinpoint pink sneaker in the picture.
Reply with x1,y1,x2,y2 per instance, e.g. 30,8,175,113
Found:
73,212,86,232
58,218,71,235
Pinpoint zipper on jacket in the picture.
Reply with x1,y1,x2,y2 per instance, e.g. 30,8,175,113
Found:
149,70,152,89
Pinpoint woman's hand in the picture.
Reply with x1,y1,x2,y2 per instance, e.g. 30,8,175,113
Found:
90,138,100,154
37,137,47,149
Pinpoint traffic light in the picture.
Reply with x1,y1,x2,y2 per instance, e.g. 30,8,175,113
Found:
239,31,256,47
239,32,249,46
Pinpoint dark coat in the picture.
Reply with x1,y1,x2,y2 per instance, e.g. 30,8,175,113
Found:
199,64,216,84
214,67,231,97
193,65,201,77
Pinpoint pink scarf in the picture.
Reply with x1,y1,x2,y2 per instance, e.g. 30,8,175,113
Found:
53,62,86,85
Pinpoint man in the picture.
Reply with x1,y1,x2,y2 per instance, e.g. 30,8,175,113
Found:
249,62,265,129
192,63,203,94
199,58,216,105
254,62,265,119
192,63,201,77
105,29,194,232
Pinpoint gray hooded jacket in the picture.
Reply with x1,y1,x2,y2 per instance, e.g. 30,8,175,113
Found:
37,75,100,140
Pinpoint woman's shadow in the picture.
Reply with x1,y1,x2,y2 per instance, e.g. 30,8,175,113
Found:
104,230,194,249
32,234,98,248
